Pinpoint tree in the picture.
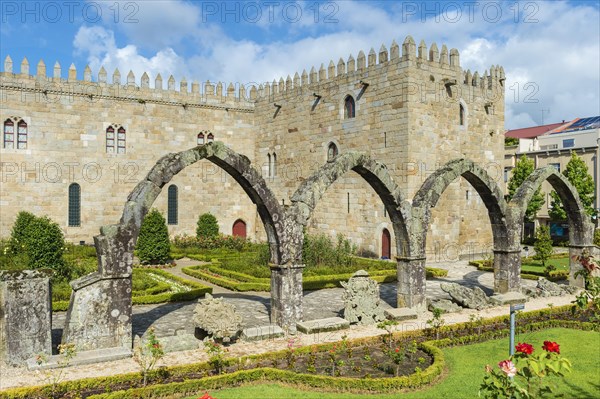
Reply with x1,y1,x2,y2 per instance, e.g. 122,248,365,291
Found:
507,155,545,222
533,225,553,268
549,151,596,221
137,209,170,265
196,213,219,239
8,210,37,254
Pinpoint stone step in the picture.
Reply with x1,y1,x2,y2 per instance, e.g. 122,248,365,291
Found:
489,292,529,306
26,347,131,371
241,325,285,342
384,308,418,321
296,317,350,334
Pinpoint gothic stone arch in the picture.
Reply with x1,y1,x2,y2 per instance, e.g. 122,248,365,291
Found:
509,166,594,287
403,159,510,309
62,142,292,351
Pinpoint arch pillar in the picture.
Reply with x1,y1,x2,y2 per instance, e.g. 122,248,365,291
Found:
270,264,304,333
396,256,427,312
492,249,522,293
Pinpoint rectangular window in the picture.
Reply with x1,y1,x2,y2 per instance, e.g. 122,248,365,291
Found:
504,167,512,183
549,163,560,172
562,138,575,148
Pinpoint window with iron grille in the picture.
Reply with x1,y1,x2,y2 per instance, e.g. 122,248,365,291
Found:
3,119,14,149
69,183,81,227
167,185,178,225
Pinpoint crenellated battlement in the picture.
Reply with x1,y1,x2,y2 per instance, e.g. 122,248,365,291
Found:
0,55,255,112
255,36,505,103
1,36,505,110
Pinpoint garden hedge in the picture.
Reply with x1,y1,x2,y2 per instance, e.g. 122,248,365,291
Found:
469,260,568,281
182,262,448,292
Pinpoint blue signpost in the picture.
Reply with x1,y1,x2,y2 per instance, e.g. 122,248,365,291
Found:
509,303,525,357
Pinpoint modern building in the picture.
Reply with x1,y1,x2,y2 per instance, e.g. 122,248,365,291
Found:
504,116,600,240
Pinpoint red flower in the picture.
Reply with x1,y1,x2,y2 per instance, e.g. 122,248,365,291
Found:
198,394,215,399
515,342,534,355
542,341,560,354
395,348,400,353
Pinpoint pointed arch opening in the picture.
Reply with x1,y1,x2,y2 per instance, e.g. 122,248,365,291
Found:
232,219,247,238
68,183,81,227
344,95,355,119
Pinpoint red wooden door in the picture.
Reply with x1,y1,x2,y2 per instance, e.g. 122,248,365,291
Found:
232,219,247,238
381,228,391,259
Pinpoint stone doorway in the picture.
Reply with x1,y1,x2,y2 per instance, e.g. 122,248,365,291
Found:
381,228,391,259
232,219,247,238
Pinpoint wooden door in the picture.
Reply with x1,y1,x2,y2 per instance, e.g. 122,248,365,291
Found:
232,219,247,238
381,228,391,259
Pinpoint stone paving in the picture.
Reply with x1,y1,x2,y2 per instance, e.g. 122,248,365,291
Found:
52,257,541,342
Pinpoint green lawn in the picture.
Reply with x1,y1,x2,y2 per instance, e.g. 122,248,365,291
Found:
185,328,599,399
521,256,569,274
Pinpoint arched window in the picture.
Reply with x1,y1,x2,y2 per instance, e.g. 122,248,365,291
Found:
117,127,126,154
16,120,27,149
267,153,272,177
3,119,14,149
68,183,81,227
459,103,465,126
327,142,338,161
232,219,247,238
167,185,178,225
271,153,277,178
381,228,391,259
106,126,115,153
344,95,355,119
207,133,214,143
197,132,205,145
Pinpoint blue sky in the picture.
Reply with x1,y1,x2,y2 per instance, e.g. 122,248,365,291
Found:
1,0,599,129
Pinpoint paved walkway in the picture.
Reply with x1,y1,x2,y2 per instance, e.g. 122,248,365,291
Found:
52,257,540,340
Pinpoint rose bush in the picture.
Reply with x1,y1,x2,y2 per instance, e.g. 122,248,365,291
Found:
480,340,571,398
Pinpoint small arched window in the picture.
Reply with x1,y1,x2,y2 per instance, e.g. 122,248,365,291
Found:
271,153,277,178
167,185,178,225
327,142,338,161
197,132,205,145
117,127,126,154
3,119,14,149
106,126,115,153
344,95,355,119
459,103,465,126
267,153,271,177
207,133,214,143
16,120,27,149
68,183,81,227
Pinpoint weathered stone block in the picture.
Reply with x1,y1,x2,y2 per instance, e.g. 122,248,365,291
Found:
296,317,349,334
384,308,418,321
241,325,285,342
0,269,53,366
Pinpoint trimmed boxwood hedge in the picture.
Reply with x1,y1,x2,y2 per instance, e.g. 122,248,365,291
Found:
469,260,568,282
3,305,595,399
182,261,448,292
52,269,212,311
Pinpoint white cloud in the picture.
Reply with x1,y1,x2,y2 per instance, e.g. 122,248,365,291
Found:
71,0,599,129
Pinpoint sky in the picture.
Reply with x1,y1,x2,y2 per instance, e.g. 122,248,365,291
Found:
1,0,599,130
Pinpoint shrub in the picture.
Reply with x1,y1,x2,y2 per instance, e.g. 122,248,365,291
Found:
26,216,68,280
594,229,600,247
303,232,356,268
533,226,553,268
8,211,36,254
137,209,170,265
196,213,219,239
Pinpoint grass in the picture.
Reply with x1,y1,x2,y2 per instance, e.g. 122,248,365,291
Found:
183,328,600,399
521,256,569,274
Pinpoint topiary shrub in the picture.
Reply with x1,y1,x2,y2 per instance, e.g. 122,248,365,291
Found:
137,209,171,265
26,216,68,279
8,210,37,254
196,213,219,239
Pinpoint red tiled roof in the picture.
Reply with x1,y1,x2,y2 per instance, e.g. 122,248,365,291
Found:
505,122,566,139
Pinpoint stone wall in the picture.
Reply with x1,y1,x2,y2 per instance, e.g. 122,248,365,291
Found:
0,269,53,366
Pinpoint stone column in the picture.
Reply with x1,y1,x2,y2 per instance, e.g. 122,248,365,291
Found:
270,264,304,334
493,249,522,293
0,269,53,366
396,257,426,312
568,245,595,288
